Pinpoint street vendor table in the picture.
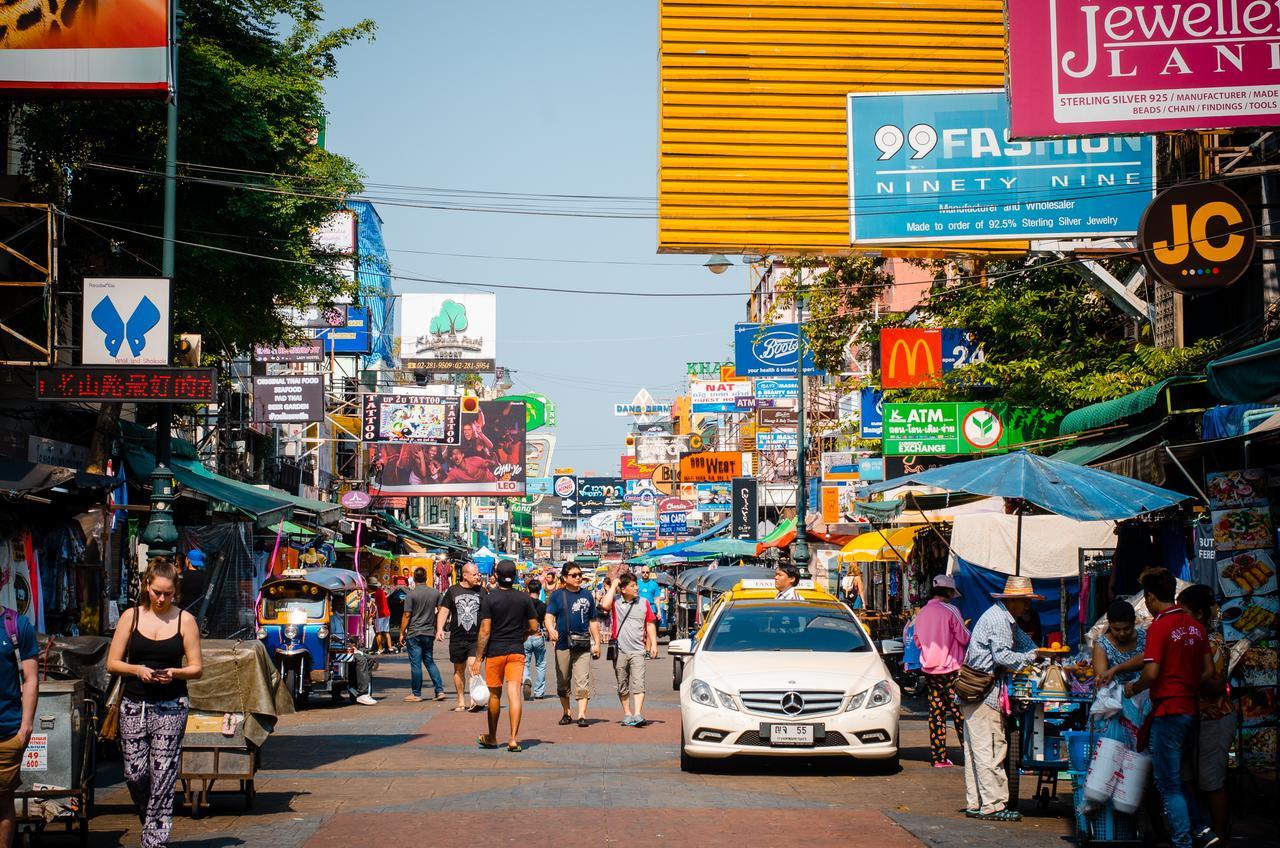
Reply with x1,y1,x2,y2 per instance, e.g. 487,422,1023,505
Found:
1004,679,1092,812
178,640,292,818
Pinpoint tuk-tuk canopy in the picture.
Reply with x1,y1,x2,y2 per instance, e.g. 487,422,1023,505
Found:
268,567,365,593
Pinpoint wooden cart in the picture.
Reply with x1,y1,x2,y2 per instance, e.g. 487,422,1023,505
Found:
177,710,257,818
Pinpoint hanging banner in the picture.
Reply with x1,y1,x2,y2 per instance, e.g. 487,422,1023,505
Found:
680,451,742,482
360,393,461,444
734,323,821,377
81,278,171,367
251,375,324,424
731,477,758,540
849,89,1155,242
1008,0,1280,138
400,293,497,372
368,400,526,496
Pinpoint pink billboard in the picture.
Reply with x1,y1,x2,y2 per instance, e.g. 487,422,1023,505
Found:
1008,0,1280,137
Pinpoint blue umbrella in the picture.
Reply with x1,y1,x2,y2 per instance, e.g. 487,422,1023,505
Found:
864,451,1192,574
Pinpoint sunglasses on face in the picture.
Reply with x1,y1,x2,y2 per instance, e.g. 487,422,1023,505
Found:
566,572,582,578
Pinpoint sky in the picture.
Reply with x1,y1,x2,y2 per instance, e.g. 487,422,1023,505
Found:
320,1,744,475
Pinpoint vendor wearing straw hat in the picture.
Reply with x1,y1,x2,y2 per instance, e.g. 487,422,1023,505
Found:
958,575,1044,823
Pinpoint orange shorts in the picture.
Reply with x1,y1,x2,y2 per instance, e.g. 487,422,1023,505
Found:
484,653,526,687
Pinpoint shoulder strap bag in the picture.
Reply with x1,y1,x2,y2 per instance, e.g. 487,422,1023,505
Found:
99,606,139,742
605,600,638,662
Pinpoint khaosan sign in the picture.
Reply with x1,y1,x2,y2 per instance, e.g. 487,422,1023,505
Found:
734,323,821,378
880,328,984,389
1008,0,1280,138
400,293,497,372
881,403,1061,456
848,90,1155,243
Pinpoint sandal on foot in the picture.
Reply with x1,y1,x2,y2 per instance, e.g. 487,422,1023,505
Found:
476,736,500,749
558,714,573,726
507,743,523,752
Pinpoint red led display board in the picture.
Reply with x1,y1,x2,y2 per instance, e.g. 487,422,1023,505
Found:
36,368,217,403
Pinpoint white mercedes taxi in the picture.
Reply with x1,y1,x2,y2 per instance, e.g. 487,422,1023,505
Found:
671,579,900,771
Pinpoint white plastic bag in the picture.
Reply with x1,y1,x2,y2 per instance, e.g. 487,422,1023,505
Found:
1084,737,1129,803
1091,680,1123,718
469,675,491,705
1113,750,1150,814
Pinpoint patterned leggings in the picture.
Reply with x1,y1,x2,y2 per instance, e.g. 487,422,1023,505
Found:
925,672,964,765
121,697,188,848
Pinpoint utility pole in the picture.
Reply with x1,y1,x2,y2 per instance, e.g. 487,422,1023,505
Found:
792,279,811,577
140,0,182,559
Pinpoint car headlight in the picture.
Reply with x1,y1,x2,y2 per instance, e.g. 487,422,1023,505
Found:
690,679,717,707
317,625,329,640
847,680,895,711
716,689,739,711
284,624,299,641
255,627,267,640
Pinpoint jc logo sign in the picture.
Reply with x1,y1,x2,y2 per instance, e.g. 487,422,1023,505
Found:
1139,183,1255,294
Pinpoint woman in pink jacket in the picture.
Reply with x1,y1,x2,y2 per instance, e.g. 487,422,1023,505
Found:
912,574,971,767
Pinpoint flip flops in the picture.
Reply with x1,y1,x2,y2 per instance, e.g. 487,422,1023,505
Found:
476,736,500,749
507,743,523,753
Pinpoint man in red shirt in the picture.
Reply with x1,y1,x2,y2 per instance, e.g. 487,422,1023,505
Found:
369,578,393,655
1126,569,1214,848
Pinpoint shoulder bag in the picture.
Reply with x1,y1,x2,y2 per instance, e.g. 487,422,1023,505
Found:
954,664,996,703
99,607,139,742
605,600,638,662
562,591,593,651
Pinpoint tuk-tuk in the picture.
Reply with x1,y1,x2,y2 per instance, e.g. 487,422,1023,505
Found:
256,567,365,709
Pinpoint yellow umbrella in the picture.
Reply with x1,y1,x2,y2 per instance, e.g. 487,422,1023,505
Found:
839,525,926,563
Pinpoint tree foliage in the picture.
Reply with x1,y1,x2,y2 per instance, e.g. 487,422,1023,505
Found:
14,0,375,354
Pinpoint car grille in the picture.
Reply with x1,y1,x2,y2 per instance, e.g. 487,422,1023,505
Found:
736,730,850,748
738,689,845,718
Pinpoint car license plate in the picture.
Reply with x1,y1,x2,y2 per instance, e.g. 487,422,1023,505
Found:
767,723,816,747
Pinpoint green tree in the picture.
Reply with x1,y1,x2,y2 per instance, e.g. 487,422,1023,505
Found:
13,0,375,353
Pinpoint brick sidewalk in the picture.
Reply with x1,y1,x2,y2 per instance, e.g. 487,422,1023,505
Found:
78,642,1079,848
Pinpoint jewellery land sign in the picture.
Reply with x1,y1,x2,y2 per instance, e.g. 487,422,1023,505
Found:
360,393,461,444
848,90,1155,244
81,278,171,366
880,328,984,389
691,381,753,414
881,403,1061,456
734,323,821,378
1008,0,1280,138
1137,182,1256,293
251,375,324,424
400,293,496,372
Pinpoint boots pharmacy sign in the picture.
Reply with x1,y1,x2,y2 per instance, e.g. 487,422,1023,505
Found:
1008,0,1280,137
847,90,1154,243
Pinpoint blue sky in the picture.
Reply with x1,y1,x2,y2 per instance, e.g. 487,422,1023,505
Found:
320,1,743,474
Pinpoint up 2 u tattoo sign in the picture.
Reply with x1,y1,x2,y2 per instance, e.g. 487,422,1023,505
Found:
1008,0,1280,137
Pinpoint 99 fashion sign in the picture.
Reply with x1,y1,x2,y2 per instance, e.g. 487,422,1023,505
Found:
1138,182,1255,293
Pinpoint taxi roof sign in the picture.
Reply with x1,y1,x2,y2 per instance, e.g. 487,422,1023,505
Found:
737,578,816,590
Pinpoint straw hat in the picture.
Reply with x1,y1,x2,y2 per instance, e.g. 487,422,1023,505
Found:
990,575,1044,601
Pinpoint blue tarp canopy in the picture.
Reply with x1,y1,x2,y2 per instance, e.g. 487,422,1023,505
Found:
865,450,1190,522
952,559,1081,648
629,518,730,563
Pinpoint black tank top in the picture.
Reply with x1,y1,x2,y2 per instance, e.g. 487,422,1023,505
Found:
123,610,188,702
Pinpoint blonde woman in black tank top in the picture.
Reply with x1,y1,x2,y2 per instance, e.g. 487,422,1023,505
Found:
107,558,203,848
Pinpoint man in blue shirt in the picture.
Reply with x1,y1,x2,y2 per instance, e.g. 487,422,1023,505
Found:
0,611,39,846
544,563,600,728
636,567,663,631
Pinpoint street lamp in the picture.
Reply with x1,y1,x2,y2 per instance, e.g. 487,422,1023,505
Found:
703,254,733,275
792,286,810,577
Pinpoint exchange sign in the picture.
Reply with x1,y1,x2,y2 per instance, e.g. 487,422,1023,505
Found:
361,394,461,444
849,90,1154,242
882,403,1060,456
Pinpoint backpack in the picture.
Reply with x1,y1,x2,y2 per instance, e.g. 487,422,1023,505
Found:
2,608,22,680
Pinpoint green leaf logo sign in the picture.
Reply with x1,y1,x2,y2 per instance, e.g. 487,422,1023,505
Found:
429,300,469,336
962,407,1003,450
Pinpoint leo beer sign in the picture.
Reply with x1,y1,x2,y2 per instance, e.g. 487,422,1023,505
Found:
1138,182,1255,293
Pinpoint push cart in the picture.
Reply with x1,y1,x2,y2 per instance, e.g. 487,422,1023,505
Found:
1004,680,1092,811
14,682,96,847
177,711,258,818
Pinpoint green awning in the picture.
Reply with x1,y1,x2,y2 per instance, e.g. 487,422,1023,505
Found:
1051,420,1167,465
683,538,759,557
1059,377,1197,436
375,511,468,553
363,546,394,560
855,500,905,522
1207,338,1280,404
126,446,294,529
758,517,795,545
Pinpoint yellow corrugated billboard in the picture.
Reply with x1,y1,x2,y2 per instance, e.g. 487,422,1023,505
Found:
658,0,1012,255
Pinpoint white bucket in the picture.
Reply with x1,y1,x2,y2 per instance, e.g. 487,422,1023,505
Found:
1113,750,1151,814
1084,737,1129,803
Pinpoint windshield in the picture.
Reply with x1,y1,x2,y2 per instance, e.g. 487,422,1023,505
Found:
261,596,327,623
702,604,870,653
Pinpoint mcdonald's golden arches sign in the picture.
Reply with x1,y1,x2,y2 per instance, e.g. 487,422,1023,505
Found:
881,329,943,389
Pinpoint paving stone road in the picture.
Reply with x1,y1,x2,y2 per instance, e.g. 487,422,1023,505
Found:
75,643,1272,848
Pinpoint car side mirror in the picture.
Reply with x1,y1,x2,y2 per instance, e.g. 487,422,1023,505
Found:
668,638,693,656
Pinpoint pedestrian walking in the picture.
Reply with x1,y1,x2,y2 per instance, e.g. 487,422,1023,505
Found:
0,591,38,848
522,577,548,700
437,562,485,712
545,562,600,727
600,573,658,726
911,574,969,767
1125,570,1213,848
369,578,393,654
106,558,204,848
774,564,801,600
1177,584,1232,847
958,575,1041,822
636,566,662,628
399,567,445,703
475,561,539,752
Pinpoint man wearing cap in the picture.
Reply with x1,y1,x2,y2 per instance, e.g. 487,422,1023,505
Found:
475,561,539,751
912,574,970,768
959,575,1042,822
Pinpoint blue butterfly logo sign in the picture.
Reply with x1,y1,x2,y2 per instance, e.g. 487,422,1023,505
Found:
81,278,171,366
